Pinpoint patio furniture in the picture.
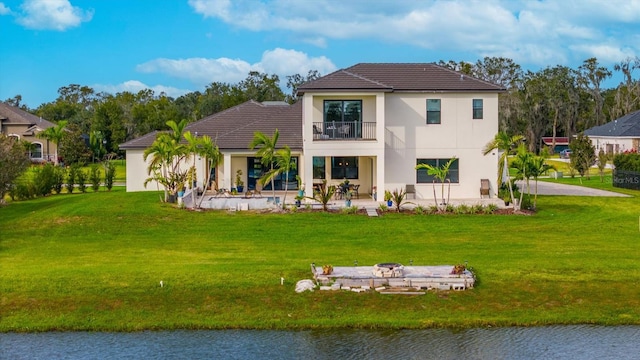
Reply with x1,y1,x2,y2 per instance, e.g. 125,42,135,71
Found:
480,179,490,198
406,184,415,199
351,184,360,199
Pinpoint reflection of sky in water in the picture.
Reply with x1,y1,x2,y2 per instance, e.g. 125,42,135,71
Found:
2,326,639,360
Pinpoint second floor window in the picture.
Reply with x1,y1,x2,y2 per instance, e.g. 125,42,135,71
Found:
427,99,441,124
324,100,362,123
473,99,483,119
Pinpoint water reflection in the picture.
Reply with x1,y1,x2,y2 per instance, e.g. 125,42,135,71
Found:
1,326,639,360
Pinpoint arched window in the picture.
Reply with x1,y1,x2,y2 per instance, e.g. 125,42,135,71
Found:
30,142,43,159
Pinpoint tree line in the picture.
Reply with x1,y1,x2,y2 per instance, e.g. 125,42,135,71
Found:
4,56,640,159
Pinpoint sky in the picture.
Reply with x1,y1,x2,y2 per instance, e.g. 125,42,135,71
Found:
1,0,640,109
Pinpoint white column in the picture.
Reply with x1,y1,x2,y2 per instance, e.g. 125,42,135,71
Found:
222,153,232,190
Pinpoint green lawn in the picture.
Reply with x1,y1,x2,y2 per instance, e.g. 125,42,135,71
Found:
1,188,640,331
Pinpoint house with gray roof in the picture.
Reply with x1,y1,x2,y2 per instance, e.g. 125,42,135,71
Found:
122,63,505,200
0,102,57,162
584,110,640,154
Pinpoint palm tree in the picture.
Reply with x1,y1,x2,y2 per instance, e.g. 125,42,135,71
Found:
529,155,555,210
183,131,200,207
482,132,524,208
38,120,67,165
415,157,456,212
510,144,534,210
143,120,188,202
195,135,221,209
249,129,279,201
262,145,296,208
311,179,336,211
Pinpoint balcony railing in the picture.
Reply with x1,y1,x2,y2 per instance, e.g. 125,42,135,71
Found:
312,121,376,140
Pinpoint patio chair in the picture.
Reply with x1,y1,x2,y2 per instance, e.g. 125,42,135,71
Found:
480,179,490,198
313,125,329,139
337,124,351,138
351,184,360,199
405,184,415,199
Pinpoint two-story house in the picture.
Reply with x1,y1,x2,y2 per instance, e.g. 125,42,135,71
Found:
0,102,58,162
122,63,504,200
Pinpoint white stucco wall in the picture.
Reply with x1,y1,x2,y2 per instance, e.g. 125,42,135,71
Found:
383,93,499,199
589,136,638,154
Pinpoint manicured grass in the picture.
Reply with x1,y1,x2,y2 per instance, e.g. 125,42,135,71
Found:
1,188,640,331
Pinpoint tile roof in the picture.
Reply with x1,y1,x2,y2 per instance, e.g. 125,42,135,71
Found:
584,110,640,137
0,102,56,129
297,63,506,93
120,100,302,150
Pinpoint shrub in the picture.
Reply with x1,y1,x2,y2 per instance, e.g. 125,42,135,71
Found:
33,163,56,197
66,166,78,194
104,161,116,191
13,182,36,200
455,204,470,214
413,205,426,215
341,205,359,214
76,169,87,193
53,167,65,194
90,165,101,192
613,152,640,172
378,203,389,212
483,204,498,214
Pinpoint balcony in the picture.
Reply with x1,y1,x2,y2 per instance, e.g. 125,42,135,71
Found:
312,121,376,140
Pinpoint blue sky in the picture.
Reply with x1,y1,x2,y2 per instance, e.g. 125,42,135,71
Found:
1,0,639,108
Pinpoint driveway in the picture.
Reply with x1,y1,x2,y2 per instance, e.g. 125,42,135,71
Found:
517,180,631,197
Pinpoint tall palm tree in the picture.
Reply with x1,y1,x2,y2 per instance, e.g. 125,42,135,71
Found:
249,129,279,201
262,145,296,208
529,155,555,210
482,132,524,208
183,131,200,207
510,143,534,210
38,120,67,165
196,135,221,209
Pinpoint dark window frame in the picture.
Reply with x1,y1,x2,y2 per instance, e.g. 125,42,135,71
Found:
313,156,326,179
426,99,441,124
416,158,459,184
473,99,483,119
323,100,362,123
331,156,358,180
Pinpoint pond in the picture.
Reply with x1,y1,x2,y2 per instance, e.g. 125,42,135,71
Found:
2,325,639,359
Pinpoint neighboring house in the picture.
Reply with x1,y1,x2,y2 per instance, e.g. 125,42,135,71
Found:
584,110,640,154
121,63,504,199
0,102,57,162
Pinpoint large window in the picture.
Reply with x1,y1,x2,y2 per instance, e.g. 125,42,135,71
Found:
427,99,441,124
473,99,483,119
313,157,325,179
247,157,299,190
416,158,459,183
331,156,358,179
324,100,362,123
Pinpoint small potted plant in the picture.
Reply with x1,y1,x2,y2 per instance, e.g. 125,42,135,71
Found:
344,188,352,207
235,169,244,193
384,190,392,207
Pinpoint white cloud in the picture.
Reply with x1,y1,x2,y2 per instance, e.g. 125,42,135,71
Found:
187,0,639,67
16,0,93,31
137,57,253,85
0,2,11,15
92,81,192,99
136,48,337,87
